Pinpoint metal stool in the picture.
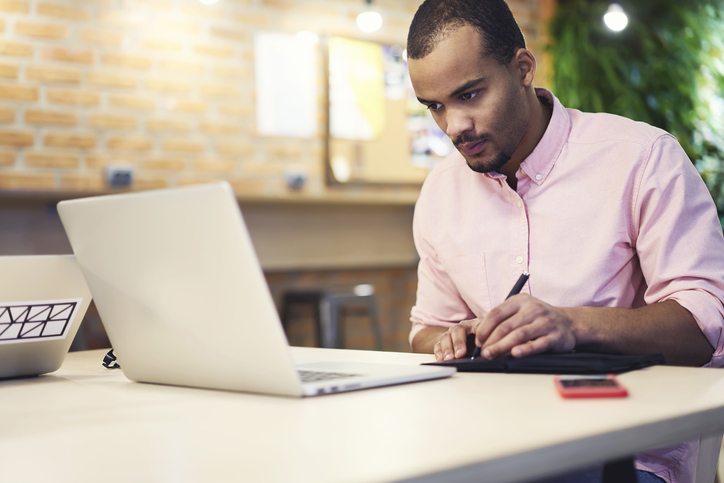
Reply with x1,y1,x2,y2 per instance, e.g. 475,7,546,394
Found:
280,284,383,350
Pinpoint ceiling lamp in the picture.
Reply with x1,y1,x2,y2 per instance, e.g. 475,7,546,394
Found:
603,3,628,32
357,0,382,33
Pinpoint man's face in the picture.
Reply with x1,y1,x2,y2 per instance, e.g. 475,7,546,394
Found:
408,25,529,174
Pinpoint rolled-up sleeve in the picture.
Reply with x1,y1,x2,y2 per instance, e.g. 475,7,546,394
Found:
633,134,724,367
409,184,475,345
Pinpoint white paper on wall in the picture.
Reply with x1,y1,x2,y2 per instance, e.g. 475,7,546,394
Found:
254,31,318,138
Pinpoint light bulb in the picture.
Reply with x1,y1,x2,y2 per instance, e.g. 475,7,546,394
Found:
357,11,382,33
604,3,628,32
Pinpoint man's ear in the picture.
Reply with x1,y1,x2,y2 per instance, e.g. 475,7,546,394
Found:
511,48,536,87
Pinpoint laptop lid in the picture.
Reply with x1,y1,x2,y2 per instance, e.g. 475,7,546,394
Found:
58,183,453,397
0,255,92,379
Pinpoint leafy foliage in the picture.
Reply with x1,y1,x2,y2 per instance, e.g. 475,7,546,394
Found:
547,0,724,220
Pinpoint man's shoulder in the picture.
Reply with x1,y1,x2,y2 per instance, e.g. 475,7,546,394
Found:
566,108,671,147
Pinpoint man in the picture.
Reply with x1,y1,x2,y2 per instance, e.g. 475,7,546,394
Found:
405,1,724,482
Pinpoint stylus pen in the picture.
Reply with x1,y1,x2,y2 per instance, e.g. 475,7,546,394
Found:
470,271,530,360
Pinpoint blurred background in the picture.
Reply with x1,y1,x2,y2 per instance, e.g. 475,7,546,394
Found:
0,0,722,356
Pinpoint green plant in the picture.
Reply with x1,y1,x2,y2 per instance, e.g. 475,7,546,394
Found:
547,0,724,223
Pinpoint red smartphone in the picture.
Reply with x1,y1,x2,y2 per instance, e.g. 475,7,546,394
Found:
554,374,628,398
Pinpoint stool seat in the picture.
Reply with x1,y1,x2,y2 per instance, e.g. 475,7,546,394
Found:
281,286,383,350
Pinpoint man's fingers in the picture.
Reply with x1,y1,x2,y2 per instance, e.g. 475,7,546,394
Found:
434,321,479,361
474,294,528,347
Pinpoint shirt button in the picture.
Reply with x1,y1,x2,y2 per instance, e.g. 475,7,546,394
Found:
516,256,524,264
516,200,523,208
535,174,542,181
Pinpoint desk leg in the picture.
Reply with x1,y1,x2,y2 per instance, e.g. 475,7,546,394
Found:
602,458,636,483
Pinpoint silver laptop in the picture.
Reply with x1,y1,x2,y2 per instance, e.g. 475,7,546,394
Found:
57,182,455,396
0,255,92,379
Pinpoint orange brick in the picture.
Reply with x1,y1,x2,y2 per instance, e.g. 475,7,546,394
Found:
125,0,173,10
200,83,240,97
193,159,234,172
42,47,94,64
0,129,33,146
240,162,283,176
37,2,89,21
209,27,250,42
266,145,301,157
47,88,100,106
177,176,220,187
179,4,224,19
0,150,15,165
0,63,18,78
219,104,254,117
168,100,206,113
15,20,67,39
133,176,167,190
0,107,14,122
88,113,136,130
60,173,105,192
0,173,55,190
106,136,153,151
200,122,241,135
79,29,124,47
154,19,199,36
96,10,137,27
228,178,267,195
232,11,273,27
87,154,137,169
44,132,96,149
24,151,80,168
108,94,155,110
26,65,81,84
0,0,29,13
25,109,76,126
146,118,191,132
159,59,205,73
144,157,186,171
103,53,152,70
162,139,204,152
146,78,190,93
142,37,183,51
217,142,254,156
88,71,137,89
0,83,38,101
193,44,234,58
213,66,251,80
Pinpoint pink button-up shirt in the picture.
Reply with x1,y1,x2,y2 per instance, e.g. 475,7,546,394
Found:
410,88,724,483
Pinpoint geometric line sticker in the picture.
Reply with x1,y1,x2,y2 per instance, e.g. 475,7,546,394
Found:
0,298,83,345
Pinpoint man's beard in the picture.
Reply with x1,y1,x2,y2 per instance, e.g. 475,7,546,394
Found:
454,133,512,174
465,149,511,174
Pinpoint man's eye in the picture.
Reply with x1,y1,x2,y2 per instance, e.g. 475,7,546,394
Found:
427,103,442,111
461,91,478,101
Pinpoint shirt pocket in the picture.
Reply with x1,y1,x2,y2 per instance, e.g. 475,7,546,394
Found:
439,254,492,317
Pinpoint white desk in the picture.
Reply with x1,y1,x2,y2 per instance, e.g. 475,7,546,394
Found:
2,348,724,483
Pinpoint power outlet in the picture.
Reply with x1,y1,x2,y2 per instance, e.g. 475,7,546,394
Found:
105,164,134,188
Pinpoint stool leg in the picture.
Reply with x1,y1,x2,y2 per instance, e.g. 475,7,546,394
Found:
319,296,335,348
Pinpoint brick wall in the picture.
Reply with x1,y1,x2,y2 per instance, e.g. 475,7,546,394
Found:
0,0,549,197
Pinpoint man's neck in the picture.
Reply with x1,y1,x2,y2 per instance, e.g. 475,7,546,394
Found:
500,91,554,191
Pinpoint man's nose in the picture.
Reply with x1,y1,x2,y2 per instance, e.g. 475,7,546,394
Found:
444,108,474,142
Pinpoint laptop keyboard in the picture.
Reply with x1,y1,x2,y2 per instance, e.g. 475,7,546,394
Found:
298,370,361,382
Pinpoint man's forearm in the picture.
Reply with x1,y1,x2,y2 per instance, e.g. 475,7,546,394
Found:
411,326,449,353
565,300,714,366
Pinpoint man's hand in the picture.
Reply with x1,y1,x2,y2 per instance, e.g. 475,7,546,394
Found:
474,294,576,359
432,319,477,361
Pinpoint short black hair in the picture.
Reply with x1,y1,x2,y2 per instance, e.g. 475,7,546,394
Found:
407,0,526,65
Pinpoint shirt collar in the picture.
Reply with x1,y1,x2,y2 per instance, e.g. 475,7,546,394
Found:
518,88,571,185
